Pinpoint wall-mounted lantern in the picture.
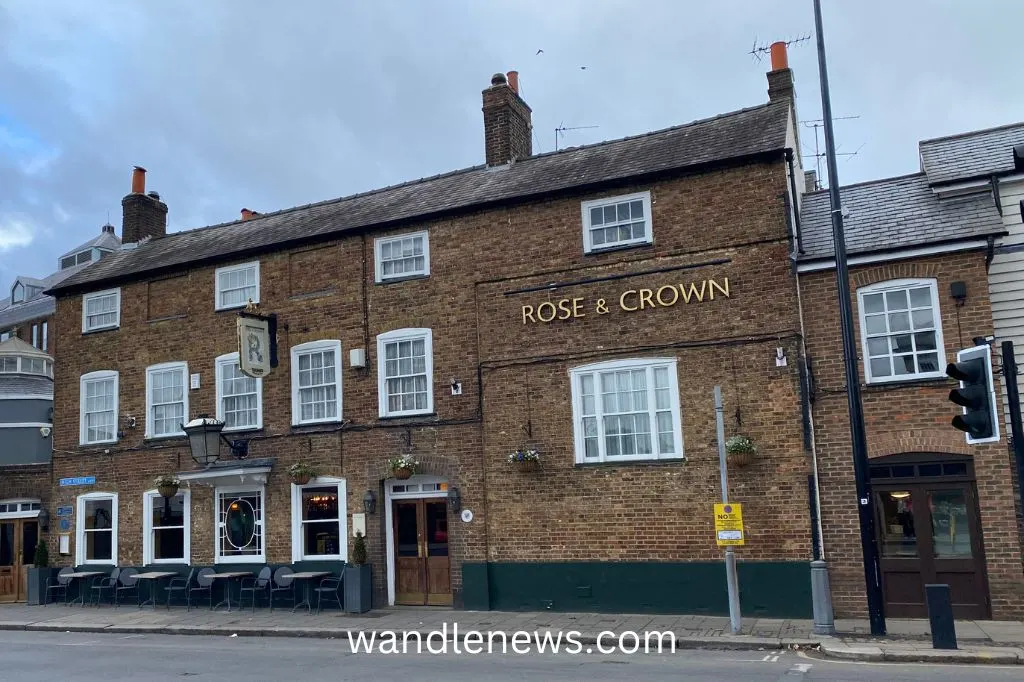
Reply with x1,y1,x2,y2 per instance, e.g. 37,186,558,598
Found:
182,415,249,467
363,489,377,514
447,486,461,513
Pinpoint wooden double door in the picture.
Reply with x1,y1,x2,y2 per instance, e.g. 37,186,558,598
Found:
874,480,989,618
0,519,39,603
393,499,452,606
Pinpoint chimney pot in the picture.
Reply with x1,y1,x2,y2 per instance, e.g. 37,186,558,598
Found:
770,41,788,70
507,70,519,94
490,72,507,86
241,208,253,220
131,166,147,194
147,191,160,200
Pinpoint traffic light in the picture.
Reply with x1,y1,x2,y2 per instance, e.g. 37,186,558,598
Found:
946,344,1000,444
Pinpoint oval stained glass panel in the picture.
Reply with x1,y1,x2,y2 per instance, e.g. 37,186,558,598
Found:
225,499,256,549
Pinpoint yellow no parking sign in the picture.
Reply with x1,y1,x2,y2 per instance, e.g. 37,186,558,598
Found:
714,503,745,546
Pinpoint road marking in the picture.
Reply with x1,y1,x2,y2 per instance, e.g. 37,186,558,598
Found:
790,663,812,672
119,634,146,640
761,653,780,662
58,639,102,646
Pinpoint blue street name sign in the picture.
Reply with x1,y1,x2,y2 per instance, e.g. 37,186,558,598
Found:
59,476,96,486
56,506,73,516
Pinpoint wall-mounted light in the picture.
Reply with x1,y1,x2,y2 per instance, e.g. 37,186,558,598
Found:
37,507,50,532
182,415,249,467
950,281,967,307
447,486,461,513
363,489,377,514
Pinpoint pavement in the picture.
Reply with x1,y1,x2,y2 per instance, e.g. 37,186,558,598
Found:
2,602,1024,665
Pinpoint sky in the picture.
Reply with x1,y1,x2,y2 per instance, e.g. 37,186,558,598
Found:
1,0,1021,285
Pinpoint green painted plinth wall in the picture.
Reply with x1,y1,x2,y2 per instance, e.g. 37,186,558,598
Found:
461,561,812,618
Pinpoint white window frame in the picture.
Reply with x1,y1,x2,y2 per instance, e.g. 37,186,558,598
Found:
30,324,38,348
374,231,430,282
215,352,263,431
81,288,121,333
79,370,119,446
857,278,946,384
42,321,48,352
290,477,348,562
75,492,118,566
377,328,434,418
214,485,266,564
290,340,343,425
145,361,189,439
214,261,260,311
581,191,653,254
569,357,684,464
142,488,191,565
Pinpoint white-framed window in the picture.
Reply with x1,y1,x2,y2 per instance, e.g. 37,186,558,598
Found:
581,191,652,253
377,328,433,417
569,357,683,463
76,492,117,565
142,489,190,565
80,370,119,445
31,324,38,348
857,279,945,383
290,477,348,562
375,231,430,282
290,340,342,425
82,288,121,332
216,352,262,431
145,361,189,438
215,486,265,564
215,261,260,311
42,321,48,352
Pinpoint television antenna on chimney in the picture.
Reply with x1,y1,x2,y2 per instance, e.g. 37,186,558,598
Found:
749,34,810,62
555,123,599,151
802,116,863,188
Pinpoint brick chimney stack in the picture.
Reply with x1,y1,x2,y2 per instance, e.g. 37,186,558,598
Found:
766,41,795,103
122,166,168,244
482,71,533,166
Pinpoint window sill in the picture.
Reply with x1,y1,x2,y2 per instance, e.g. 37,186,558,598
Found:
215,303,258,314
82,326,120,335
584,241,654,257
378,412,437,422
375,274,430,285
143,434,188,445
223,426,264,435
78,441,118,450
863,376,950,391
574,457,686,469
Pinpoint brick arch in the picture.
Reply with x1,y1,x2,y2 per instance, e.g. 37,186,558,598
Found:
866,432,974,459
364,452,462,485
852,262,941,289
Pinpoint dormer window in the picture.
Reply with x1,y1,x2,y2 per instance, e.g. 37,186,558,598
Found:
11,283,24,304
60,249,94,270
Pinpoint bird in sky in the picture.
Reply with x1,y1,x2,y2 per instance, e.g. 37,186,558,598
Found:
536,49,544,55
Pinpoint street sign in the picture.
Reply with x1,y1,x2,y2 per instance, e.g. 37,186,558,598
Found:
59,476,95,486
56,506,73,516
714,502,745,546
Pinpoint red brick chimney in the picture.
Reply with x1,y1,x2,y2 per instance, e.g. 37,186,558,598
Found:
766,41,795,103
482,71,532,166
121,166,167,244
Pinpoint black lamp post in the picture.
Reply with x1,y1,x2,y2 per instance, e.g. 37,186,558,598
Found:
182,415,249,466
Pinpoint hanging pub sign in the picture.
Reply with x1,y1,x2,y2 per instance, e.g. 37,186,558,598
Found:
237,301,278,378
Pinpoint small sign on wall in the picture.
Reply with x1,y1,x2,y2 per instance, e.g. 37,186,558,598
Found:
59,476,95,486
351,513,366,537
58,534,70,555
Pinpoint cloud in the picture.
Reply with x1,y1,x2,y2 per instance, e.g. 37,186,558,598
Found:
0,217,35,252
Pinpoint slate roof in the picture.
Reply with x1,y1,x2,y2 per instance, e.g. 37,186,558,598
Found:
60,226,121,259
48,101,791,295
798,172,1007,262
919,121,1024,185
0,264,90,328
0,374,53,400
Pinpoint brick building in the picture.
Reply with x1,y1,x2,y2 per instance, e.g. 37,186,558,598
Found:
36,44,1024,619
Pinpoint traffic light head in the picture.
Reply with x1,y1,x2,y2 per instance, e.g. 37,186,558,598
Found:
946,345,999,444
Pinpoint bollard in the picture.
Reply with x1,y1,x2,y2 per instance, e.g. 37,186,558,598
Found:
925,584,957,650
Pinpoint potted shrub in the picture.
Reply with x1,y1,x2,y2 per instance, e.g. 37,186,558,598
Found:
26,539,54,605
344,531,372,613
288,463,319,485
154,474,180,498
726,435,758,468
387,454,418,480
507,448,541,472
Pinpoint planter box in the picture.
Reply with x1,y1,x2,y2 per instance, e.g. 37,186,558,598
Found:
26,567,56,605
344,564,372,613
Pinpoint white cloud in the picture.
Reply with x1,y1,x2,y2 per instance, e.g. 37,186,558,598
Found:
0,217,36,252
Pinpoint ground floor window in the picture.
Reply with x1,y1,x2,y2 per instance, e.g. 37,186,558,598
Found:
291,478,347,562
215,487,264,563
143,490,190,564
76,492,117,565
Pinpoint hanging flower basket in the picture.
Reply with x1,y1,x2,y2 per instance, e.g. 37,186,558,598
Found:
507,448,541,472
288,463,319,486
388,454,419,480
725,435,758,468
154,475,180,498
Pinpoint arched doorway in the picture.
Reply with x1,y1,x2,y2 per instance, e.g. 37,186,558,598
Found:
870,453,990,619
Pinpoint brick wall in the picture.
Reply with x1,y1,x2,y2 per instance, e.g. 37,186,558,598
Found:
51,158,813,605
799,253,1024,618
